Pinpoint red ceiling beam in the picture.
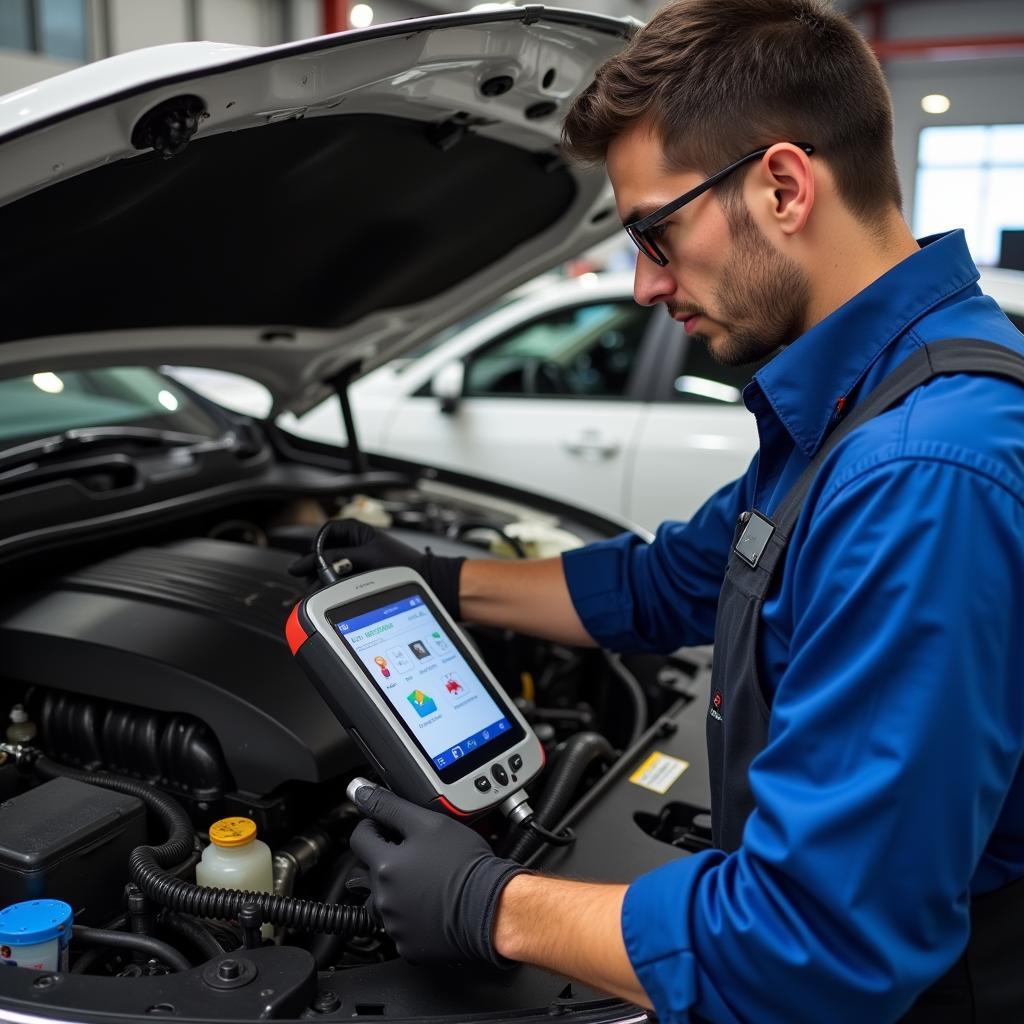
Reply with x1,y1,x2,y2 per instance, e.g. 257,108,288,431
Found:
323,0,348,34
871,34,1024,61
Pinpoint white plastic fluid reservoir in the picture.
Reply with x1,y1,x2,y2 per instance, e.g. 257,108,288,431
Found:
196,817,274,938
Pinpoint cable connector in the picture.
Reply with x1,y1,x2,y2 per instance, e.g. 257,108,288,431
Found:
499,791,575,848
313,521,353,587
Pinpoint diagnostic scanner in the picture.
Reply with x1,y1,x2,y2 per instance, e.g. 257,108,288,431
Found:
286,567,544,817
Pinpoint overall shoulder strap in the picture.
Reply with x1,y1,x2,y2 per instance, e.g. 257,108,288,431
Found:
771,338,1024,535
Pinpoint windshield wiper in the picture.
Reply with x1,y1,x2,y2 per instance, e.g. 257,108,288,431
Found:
0,426,239,475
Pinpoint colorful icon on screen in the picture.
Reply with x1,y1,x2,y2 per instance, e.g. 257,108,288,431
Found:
408,640,431,660
407,689,437,717
444,677,464,697
373,656,391,678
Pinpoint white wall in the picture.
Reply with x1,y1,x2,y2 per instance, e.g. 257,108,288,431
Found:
108,0,189,53
887,55,1024,220
0,48,76,93
199,0,284,46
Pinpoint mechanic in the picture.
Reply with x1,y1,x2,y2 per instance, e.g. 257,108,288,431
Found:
296,0,1024,1020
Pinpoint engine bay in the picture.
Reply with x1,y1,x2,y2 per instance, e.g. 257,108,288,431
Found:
0,481,712,1021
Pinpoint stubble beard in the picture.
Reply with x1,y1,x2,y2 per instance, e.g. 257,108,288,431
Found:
697,202,811,367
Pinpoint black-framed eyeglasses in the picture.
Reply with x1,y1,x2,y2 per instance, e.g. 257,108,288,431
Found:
624,142,815,266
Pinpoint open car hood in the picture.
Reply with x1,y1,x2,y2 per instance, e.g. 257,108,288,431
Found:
0,7,633,414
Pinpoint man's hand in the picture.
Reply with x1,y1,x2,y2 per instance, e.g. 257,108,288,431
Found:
349,785,529,966
288,520,465,617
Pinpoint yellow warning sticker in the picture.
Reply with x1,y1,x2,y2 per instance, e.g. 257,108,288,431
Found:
629,751,690,794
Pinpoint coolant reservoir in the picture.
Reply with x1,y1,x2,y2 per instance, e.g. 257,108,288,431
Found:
196,817,273,938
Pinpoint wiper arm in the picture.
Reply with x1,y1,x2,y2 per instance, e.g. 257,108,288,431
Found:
0,426,238,474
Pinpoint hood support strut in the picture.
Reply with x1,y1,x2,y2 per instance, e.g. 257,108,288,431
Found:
330,365,368,476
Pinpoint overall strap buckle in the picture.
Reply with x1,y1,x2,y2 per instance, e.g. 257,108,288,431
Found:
734,510,776,568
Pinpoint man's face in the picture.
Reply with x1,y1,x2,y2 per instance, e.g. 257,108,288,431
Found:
606,125,810,366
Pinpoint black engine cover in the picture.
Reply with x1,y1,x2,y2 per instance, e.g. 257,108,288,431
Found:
0,539,358,793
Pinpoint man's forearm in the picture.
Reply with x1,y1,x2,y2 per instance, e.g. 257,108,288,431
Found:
493,874,651,1009
459,558,596,647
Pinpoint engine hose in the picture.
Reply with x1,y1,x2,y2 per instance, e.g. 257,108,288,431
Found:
505,731,615,863
309,852,360,969
34,757,378,937
602,651,648,749
72,924,193,973
160,911,224,961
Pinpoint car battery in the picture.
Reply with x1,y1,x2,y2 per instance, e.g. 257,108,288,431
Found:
0,776,145,925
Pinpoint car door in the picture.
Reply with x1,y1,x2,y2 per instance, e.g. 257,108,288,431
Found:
626,323,762,528
376,297,659,518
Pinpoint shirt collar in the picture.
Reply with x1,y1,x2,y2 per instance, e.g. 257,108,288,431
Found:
748,229,980,458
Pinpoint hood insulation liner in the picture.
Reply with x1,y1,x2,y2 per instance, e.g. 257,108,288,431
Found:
0,114,576,343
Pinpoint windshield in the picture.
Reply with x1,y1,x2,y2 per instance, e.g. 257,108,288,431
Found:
0,367,227,445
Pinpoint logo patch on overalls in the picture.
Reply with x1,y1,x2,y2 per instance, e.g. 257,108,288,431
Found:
709,689,724,722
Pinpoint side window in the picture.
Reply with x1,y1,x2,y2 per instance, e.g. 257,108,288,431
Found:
464,302,651,399
670,336,769,404
0,0,87,61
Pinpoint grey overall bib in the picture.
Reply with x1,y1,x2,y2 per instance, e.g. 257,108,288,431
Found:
706,339,1024,1022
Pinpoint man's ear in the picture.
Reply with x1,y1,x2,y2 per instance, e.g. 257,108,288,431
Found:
754,143,814,236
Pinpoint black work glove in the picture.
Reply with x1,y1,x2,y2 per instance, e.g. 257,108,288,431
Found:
288,519,465,619
349,784,530,967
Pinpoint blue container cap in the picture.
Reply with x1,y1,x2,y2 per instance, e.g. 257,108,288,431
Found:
0,900,73,945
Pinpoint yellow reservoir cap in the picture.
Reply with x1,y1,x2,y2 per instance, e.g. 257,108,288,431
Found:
208,817,257,848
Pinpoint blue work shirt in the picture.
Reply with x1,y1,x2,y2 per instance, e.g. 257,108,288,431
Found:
562,230,1024,1023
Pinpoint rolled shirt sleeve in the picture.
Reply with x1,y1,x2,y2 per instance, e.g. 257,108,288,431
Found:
621,452,1024,1023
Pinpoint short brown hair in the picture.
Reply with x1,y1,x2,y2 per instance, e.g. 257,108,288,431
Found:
562,0,902,221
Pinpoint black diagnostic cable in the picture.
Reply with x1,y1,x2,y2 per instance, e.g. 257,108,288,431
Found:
314,521,351,586
523,817,576,847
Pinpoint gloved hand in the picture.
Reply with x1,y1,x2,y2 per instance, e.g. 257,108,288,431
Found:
288,519,465,618
349,785,530,967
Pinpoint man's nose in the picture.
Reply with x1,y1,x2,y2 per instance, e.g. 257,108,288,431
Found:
633,253,677,307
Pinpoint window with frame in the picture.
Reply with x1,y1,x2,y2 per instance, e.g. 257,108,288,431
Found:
669,335,768,404
463,301,652,399
913,124,1024,267
0,0,86,61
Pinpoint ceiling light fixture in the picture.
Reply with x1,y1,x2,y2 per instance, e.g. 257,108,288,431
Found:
350,4,374,28
921,94,951,114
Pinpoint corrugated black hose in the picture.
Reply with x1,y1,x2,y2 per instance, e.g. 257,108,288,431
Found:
34,757,378,937
505,732,615,863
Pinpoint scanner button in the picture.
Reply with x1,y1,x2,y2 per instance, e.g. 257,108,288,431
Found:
491,764,509,787
474,776,492,793
508,754,523,773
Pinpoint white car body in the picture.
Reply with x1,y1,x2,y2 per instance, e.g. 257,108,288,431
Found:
289,274,760,529
281,267,1024,532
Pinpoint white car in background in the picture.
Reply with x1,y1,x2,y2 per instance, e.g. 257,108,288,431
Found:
290,273,763,530
283,267,1024,532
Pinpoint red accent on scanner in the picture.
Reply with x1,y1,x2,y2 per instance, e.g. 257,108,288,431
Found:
285,602,310,654
437,795,471,817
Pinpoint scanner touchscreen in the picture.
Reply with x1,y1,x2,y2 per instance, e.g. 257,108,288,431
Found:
330,591,513,774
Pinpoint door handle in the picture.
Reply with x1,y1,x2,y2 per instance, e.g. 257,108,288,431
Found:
562,431,620,460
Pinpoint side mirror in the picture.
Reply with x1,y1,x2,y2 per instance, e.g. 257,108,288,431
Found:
430,361,465,414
